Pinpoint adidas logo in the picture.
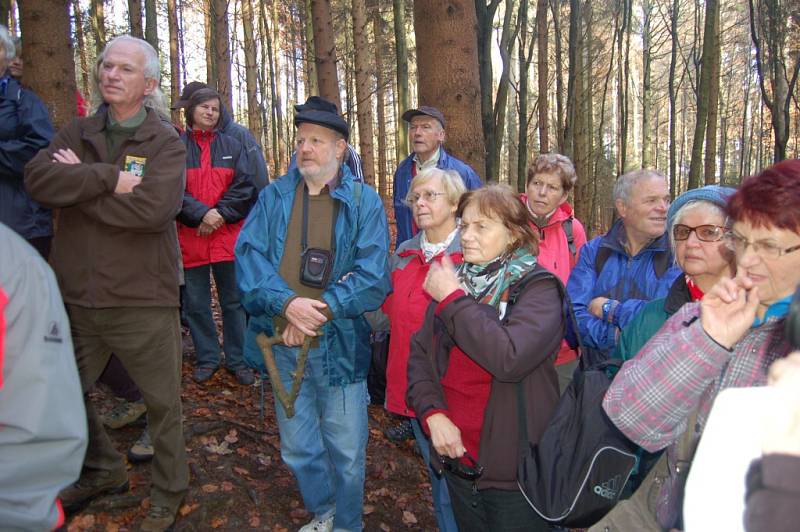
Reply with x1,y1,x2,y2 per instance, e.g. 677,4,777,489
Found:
44,321,63,344
593,474,622,500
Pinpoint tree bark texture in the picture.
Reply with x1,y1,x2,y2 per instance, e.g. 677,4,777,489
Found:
91,0,106,54
304,0,319,96
517,0,534,190
703,2,721,185
167,0,181,124
128,0,143,37
310,0,342,110
641,0,652,167
687,0,718,189
19,0,77,129
392,0,409,162
536,0,549,154
205,0,216,86
487,0,518,183
73,0,90,97
474,0,501,181
414,0,485,182
0,0,9,27
351,0,376,186
372,4,389,196
242,0,263,143
667,0,679,196
212,0,233,111
145,0,158,50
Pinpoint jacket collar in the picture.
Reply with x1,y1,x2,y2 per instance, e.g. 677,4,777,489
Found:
519,195,575,228
664,274,691,314
601,218,670,257
397,229,462,259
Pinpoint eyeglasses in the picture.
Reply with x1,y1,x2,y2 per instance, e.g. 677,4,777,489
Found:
528,180,563,195
723,231,800,259
672,224,726,242
404,190,447,207
439,452,484,481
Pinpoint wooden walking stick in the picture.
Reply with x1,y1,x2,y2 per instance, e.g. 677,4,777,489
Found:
256,326,313,418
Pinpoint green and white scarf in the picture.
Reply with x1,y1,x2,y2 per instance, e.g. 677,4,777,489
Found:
457,247,538,310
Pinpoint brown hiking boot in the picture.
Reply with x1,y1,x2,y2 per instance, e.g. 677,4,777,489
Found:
140,505,177,531
59,469,129,512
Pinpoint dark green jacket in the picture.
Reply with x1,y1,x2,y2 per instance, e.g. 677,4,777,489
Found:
614,275,690,361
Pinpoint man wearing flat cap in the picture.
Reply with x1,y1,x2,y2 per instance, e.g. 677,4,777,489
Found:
172,81,269,190
393,106,482,247
235,96,391,532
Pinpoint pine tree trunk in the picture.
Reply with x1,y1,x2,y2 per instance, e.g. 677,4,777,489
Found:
242,0,263,140
517,0,533,190
372,4,388,197
304,0,319,95
392,0,409,161
145,0,158,50
73,0,90,98
213,0,233,111
351,0,376,186
128,0,143,37
166,0,181,124
475,0,502,181
19,0,77,129
703,3,721,185
310,0,341,110
0,0,9,27
488,0,518,183
91,0,106,54
668,0,679,196
687,0,718,189
641,0,652,167
414,0,485,181
551,0,565,152
205,0,217,86
536,0,549,154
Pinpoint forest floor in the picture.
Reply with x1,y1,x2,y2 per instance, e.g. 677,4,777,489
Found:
64,329,438,532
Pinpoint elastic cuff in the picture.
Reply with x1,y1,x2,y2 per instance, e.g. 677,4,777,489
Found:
281,295,299,317
701,325,735,352
608,300,621,325
421,409,450,436
435,289,466,315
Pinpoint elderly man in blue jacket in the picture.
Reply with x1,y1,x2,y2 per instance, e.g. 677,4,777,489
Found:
566,169,681,366
235,97,391,532
393,106,482,247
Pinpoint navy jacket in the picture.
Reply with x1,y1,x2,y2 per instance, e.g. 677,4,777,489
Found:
1,75,54,240
393,147,482,247
219,107,269,190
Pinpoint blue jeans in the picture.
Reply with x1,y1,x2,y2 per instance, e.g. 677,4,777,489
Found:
183,261,246,370
272,344,369,531
411,418,459,532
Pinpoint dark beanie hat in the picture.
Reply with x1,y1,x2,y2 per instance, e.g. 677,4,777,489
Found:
171,81,209,109
294,96,350,140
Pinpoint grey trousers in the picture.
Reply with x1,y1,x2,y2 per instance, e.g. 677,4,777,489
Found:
67,305,189,511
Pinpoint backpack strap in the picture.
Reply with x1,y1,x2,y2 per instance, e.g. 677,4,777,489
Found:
595,243,671,279
562,217,577,262
594,245,612,276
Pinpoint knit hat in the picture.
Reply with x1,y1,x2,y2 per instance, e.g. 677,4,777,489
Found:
667,185,737,229
294,96,350,140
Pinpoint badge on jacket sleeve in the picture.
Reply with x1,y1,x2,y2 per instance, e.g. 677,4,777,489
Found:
124,155,147,177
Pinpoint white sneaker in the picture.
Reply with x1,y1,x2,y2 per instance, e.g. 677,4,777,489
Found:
298,514,334,532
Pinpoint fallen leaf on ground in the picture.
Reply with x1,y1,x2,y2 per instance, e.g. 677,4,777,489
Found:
210,516,227,528
179,503,199,516
221,480,234,491
201,483,219,493
402,510,417,525
363,504,375,515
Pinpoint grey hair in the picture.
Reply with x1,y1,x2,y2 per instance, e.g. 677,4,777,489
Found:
0,25,15,62
409,168,467,207
613,169,667,204
668,199,728,258
91,35,169,119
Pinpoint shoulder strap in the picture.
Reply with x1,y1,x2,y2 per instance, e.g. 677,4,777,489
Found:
653,249,670,279
562,217,576,259
594,246,612,275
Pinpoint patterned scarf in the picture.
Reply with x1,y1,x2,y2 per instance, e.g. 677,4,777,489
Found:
457,247,538,310
420,226,459,263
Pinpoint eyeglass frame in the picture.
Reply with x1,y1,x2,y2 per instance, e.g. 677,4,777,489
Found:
671,224,726,242
438,451,484,481
403,190,448,207
723,230,800,259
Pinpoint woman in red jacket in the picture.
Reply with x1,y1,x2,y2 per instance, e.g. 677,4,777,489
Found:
371,167,466,532
407,185,564,532
521,153,587,392
178,88,257,385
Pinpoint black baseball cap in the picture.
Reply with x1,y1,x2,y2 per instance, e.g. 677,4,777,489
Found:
401,106,446,128
294,96,350,140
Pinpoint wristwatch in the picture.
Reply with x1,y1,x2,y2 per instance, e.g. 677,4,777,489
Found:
602,299,614,322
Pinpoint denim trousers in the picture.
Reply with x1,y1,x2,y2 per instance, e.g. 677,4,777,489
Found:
272,344,369,531
183,261,246,370
410,418,459,532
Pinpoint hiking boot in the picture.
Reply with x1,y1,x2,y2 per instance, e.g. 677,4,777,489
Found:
140,505,177,532
298,513,334,532
59,469,129,513
127,428,154,462
101,399,147,429
232,367,255,386
384,418,414,443
192,366,217,383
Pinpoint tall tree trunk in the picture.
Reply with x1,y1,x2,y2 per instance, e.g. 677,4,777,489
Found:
167,0,180,124
213,0,233,111
0,0,9,27
304,0,319,95
617,0,631,174
392,0,410,161
73,0,90,98
242,0,263,139
272,1,285,164
128,0,143,37
414,0,485,181
536,0,549,153
372,5,389,197
205,0,217,86
668,0,679,196
488,0,519,182
687,0,718,189
474,0,502,181
517,0,534,190
310,0,341,110
641,0,652,167
19,0,77,129
262,1,283,173
703,3,721,184
144,0,158,50
90,0,106,54
551,0,565,151
564,0,580,159
351,0,376,186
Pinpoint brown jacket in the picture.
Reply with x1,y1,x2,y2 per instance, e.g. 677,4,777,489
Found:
24,107,185,308
407,265,563,490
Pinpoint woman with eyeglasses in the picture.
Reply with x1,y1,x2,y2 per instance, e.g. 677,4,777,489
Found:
603,161,800,531
521,154,587,392
370,167,466,532
406,185,564,532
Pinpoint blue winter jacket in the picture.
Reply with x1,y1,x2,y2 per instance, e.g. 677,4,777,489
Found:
393,147,482,246
0,76,54,240
565,219,681,358
219,107,269,190
235,165,391,386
